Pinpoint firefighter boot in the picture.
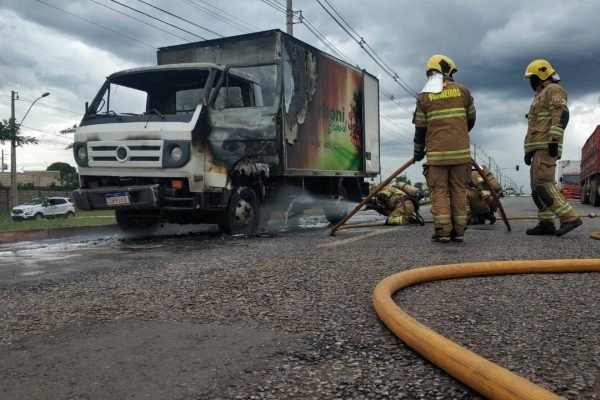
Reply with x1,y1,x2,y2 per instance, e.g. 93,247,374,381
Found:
486,211,496,225
431,229,450,243
556,218,583,237
525,220,556,236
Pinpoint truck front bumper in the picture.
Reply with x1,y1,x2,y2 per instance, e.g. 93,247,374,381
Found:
73,184,160,211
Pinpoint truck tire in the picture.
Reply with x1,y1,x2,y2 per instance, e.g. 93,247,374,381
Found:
219,186,260,235
580,184,589,204
324,186,351,224
115,210,159,234
591,180,600,207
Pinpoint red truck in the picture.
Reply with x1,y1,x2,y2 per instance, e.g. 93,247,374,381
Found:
560,172,581,200
580,125,600,206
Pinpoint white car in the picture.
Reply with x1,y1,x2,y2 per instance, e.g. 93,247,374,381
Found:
11,197,76,221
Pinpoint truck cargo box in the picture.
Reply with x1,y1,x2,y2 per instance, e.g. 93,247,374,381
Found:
580,125,600,206
157,29,380,178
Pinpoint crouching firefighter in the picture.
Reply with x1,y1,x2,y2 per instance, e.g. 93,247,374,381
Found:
467,165,500,224
523,59,582,236
366,182,425,226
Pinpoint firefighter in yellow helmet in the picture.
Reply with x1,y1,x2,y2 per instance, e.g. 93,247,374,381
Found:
523,59,582,236
413,55,476,243
365,182,425,226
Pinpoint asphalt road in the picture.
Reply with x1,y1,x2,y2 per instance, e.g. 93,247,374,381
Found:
0,197,598,399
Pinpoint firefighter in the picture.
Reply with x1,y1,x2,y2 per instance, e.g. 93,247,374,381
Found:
467,165,497,224
365,182,425,226
523,59,582,236
413,55,476,243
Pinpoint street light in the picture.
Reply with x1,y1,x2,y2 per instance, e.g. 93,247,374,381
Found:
9,91,50,208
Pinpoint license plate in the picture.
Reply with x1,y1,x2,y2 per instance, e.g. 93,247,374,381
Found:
106,193,130,206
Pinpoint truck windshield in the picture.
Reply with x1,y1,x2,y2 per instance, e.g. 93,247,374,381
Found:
564,175,580,184
84,68,213,123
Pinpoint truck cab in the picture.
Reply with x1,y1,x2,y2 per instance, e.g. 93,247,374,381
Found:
559,172,580,201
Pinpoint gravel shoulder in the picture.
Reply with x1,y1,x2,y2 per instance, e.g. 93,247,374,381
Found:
1,198,599,399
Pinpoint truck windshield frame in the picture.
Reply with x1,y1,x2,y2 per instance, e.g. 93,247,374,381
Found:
81,67,217,126
209,63,279,111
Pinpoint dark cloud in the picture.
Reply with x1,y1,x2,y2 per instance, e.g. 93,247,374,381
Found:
1,0,598,188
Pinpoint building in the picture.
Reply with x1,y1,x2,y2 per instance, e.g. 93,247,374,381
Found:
0,170,61,187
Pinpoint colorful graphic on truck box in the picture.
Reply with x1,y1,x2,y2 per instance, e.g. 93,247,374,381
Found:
285,49,363,172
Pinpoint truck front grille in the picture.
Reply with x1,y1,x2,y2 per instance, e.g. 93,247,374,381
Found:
88,141,163,168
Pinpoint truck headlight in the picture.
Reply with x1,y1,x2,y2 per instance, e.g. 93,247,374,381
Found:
162,141,189,168
77,146,87,161
73,142,89,167
170,145,183,161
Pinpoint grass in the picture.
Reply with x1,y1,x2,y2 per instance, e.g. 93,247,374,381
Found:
0,210,116,232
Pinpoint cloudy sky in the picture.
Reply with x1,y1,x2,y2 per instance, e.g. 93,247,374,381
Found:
1,0,599,190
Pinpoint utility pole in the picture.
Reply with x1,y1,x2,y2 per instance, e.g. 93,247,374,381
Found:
286,0,293,36
10,90,17,209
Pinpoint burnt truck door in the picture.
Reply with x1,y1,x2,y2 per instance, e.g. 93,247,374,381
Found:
362,72,380,175
205,64,281,189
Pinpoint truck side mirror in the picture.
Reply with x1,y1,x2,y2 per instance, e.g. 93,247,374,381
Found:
559,177,563,182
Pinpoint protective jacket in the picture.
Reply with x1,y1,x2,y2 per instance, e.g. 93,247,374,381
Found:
367,185,423,225
413,78,476,165
524,80,568,158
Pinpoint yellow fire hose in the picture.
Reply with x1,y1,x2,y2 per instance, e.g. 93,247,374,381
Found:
372,259,600,400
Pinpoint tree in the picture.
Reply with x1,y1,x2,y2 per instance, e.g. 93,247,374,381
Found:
47,162,79,189
60,124,78,150
0,119,39,146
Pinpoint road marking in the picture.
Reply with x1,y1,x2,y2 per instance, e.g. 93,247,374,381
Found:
318,229,392,248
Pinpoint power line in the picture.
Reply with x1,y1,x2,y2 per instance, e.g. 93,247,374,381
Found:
20,125,74,142
16,97,83,116
181,0,252,33
109,0,207,41
136,0,223,38
315,0,417,97
259,0,287,13
88,0,191,43
34,0,155,49
193,0,261,31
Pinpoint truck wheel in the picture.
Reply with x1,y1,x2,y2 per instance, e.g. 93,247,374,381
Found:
34,213,44,221
580,184,588,204
115,210,158,234
219,186,260,235
65,211,75,219
590,179,600,207
324,186,351,224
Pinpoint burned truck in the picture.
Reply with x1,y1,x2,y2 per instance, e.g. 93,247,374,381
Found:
72,30,380,234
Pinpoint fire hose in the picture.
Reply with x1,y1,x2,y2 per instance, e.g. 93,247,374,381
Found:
372,259,600,400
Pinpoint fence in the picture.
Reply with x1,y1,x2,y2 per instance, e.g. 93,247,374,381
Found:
0,187,72,211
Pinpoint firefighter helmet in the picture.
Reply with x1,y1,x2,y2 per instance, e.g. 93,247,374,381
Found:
524,59,556,81
426,54,457,77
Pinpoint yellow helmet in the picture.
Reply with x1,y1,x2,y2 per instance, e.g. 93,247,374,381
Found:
426,54,457,77
524,59,556,80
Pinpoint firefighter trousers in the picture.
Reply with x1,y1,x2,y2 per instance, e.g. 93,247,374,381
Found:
425,163,470,237
530,149,578,223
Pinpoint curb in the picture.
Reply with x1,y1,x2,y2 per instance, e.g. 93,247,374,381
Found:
0,224,120,244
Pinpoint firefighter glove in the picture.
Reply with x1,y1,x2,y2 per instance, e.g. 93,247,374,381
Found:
524,152,533,166
548,141,559,157
413,148,425,162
